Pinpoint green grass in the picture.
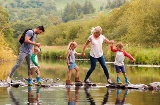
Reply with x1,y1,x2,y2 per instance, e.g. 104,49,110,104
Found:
40,45,160,65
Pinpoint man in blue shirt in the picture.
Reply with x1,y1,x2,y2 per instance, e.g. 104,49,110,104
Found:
7,26,45,84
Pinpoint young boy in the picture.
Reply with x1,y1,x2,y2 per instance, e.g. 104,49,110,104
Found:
66,41,83,85
28,47,41,86
110,42,135,84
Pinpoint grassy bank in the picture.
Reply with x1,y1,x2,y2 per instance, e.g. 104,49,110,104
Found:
40,46,160,65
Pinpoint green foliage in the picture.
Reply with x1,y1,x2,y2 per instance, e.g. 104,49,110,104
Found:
40,45,160,65
40,0,160,47
40,51,66,60
0,6,18,54
105,0,128,9
62,0,95,22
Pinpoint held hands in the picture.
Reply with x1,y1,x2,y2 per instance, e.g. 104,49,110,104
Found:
82,52,85,56
110,40,114,45
35,43,40,47
81,52,85,56
37,65,40,69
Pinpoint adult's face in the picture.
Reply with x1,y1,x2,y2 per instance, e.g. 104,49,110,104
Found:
35,29,43,35
94,32,100,38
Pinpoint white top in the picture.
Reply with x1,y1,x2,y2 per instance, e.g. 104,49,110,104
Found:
114,51,125,66
88,34,106,58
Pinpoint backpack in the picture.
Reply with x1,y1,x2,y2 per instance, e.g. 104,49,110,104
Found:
19,29,34,44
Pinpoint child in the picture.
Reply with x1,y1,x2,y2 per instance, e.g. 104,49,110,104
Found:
28,86,40,105
28,47,41,86
66,41,82,85
110,42,135,84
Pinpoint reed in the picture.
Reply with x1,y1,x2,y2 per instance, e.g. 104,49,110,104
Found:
40,46,160,65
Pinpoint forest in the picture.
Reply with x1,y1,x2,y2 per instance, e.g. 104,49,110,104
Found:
0,0,160,64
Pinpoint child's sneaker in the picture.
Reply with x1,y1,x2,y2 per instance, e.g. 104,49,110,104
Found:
107,79,112,84
36,77,41,82
28,78,32,86
125,77,130,84
117,77,122,84
84,79,91,84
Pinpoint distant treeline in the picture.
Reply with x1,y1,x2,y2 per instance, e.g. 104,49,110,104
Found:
38,0,160,47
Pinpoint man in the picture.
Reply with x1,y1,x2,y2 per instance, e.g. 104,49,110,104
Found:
7,25,45,84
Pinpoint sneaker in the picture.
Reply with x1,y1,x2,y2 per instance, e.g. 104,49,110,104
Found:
7,76,11,84
126,81,131,84
37,82,41,85
117,77,122,84
125,77,131,84
28,78,32,86
84,79,91,84
36,77,41,83
107,79,112,84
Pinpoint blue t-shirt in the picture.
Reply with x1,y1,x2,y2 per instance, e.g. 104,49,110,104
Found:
20,30,36,54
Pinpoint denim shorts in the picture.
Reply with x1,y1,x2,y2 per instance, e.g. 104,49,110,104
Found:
115,65,126,73
68,63,76,70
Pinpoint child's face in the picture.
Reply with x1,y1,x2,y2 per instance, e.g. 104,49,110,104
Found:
116,46,122,51
34,49,39,55
70,44,77,50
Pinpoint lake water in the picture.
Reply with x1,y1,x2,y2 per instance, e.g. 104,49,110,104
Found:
0,60,160,105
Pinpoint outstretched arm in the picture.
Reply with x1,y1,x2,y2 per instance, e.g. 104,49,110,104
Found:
123,51,135,61
104,38,114,45
110,45,117,52
75,50,82,56
82,40,90,56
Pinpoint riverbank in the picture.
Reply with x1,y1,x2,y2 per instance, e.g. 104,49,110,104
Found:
40,46,160,65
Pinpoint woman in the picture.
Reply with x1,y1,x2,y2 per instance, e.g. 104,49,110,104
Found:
82,26,114,84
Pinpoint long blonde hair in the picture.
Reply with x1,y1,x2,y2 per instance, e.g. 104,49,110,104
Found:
91,26,102,34
67,41,77,50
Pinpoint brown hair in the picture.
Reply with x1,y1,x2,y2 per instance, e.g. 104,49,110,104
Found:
36,25,45,32
116,42,123,49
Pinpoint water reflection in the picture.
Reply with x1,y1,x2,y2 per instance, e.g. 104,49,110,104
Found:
28,86,41,105
84,87,96,105
67,87,80,105
115,89,129,105
102,88,110,105
7,86,20,105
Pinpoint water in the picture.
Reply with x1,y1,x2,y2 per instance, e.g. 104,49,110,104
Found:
0,60,160,105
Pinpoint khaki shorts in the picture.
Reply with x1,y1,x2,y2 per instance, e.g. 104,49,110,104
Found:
30,67,39,75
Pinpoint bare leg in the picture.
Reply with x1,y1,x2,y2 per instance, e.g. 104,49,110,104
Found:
75,66,79,78
67,70,72,80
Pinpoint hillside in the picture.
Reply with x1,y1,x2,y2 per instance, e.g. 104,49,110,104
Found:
54,0,108,11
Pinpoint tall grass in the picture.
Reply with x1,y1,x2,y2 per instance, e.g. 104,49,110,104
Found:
40,46,160,65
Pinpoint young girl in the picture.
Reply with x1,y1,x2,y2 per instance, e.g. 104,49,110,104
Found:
110,42,135,84
66,41,82,85
28,47,41,86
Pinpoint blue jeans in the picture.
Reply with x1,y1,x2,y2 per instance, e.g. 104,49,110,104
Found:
9,51,31,78
84,55,110,81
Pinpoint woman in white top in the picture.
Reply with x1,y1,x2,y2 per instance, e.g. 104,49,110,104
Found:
82,26,114,84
